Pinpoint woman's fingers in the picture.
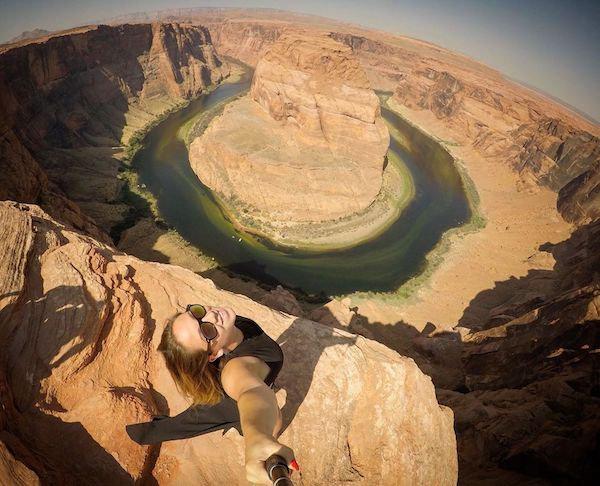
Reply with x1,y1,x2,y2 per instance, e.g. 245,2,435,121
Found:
245,439,296,484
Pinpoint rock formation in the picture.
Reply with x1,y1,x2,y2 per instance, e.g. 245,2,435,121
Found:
446,219,600,483
388,68,600,192
510,117,600,190
0,23,226,237
0,201,457,484
557,160,600,224
251,33,389,169
314,217,600,484
207,20,284,66
189,32,389,225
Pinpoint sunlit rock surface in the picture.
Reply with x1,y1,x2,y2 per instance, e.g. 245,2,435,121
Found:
1,8,599,485
0,201,457,484
189,33,389,224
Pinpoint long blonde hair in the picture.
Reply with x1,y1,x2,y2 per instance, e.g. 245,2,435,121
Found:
158,313,224,406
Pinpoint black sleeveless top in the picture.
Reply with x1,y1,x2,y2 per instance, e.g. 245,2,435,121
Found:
214,315,283,386
125,315,284,445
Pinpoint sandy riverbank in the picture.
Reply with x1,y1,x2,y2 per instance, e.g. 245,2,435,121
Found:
345,99,573,330
113,62,248,260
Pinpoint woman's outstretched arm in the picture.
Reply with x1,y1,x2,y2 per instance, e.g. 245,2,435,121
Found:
221,356,296,484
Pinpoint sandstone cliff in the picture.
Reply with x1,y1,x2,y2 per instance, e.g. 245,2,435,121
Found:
387,67,600,205
250,33,389,168
98,10,599,222
446,219,599,483
207,20,284,66
189,33,389,227
0,201,457,484
198,18,600,222
557,160,600,224
0,23,226,237
306,217,600,484
1,9,598,485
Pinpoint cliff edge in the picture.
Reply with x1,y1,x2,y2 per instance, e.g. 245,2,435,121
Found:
0,23,226,238
0,201,457,484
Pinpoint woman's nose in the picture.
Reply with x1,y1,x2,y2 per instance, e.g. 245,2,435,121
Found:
205,308,219,323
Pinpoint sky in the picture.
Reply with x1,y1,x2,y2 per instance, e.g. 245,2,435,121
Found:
1,0,598,122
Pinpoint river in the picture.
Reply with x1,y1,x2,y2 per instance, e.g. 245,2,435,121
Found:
133,75,471,297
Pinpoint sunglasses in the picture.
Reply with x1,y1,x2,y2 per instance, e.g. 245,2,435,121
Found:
186,304,218,345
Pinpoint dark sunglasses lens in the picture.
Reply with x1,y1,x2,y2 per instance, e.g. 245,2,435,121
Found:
200,322,218,340
188,304,206,319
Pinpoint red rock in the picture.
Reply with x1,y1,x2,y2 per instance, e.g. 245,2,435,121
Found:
0,201,457,484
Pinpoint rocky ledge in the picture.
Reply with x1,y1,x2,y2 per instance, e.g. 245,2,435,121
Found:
189,33,391,246
0,200,457,484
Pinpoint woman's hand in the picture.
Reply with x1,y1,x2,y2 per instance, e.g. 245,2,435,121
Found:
245,433,297,485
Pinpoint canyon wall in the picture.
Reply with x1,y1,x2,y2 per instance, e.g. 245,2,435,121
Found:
0,23,226,236
334,215,600,484
1,9,598,485
0,201,457,484
557,160,600,224
208,20,284,66
387,68,600,193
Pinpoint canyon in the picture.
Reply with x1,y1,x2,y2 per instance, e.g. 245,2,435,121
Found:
0,22,228,240
1,7,598,485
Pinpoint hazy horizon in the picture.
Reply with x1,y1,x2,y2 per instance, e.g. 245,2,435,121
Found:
1,0,598,123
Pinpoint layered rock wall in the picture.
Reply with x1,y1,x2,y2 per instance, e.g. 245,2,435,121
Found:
387,68,599,216
197,19,600,222
207,20,284,66
0,23,226,235
557,160,600,224
250,33,389,166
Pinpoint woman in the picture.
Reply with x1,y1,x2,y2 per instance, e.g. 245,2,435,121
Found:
126,304,298,484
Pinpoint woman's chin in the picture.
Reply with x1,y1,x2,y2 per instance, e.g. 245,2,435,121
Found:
224,307,236,324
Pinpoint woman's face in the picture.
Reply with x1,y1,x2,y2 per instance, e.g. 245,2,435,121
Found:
172,305,237,359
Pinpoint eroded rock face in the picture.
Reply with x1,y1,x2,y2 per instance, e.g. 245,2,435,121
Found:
388,68,600,204
250,33,389,164
0,438,40,486
0,23,226,236
0,201,457,485
557,160,600,224
207,20,284,66
190,32,389,224
348,219,600,484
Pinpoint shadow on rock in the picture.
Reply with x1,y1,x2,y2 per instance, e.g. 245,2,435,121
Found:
0,239,137,482
306,219,600,484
